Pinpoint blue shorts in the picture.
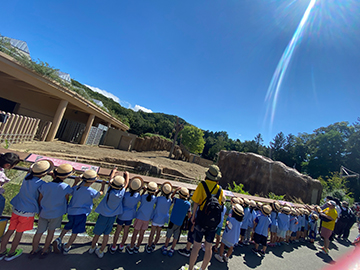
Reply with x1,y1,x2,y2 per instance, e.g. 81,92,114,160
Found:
270,224,277,233
116,218,132,226
309,230,316,240
64,214,87,234
93,214,116,235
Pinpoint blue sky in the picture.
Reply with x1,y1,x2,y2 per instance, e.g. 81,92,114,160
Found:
1,0,360,145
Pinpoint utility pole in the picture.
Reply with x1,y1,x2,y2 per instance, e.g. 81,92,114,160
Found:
168,117,184,158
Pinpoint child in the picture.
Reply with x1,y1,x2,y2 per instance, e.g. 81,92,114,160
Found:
109,176,143,254
31,163,73,258
289,208,299,243
161,187,191,257
0,159,52,261
214,203,244,263
53,169,102,254
147,182,173,253
252,204,272,256
89,169,128,258
276,206,290,245
308,213,318,243
238,198,252,246
0,152,20,216
248,200,257,244
269,201,281,247
126,181,158,254
178,206,196,258
213,196,227,253
303,209,310,240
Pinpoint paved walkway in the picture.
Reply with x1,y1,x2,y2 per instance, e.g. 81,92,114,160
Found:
0,227,358,270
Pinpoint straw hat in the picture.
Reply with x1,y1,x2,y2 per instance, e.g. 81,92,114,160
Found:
312,214,319,221
261,205,272,216
272,201,281,212
80,169,97,182
130,177,144,191
233,203,244,216
30,160,54,176
147,182,158,193
249,200,256,208
179,187,189,198
205,165,222,181
315,205,321,213
161,182,173,195
256,202,263,209
243,198,250,206
238,197,244,205
282,206,291,214
109,175,125,190
231,197,240,204
303,209,310,216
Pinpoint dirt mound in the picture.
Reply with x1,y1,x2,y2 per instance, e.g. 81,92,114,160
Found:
8,140,208,180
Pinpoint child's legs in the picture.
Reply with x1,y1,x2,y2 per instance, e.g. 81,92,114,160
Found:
0,229,15,253
148,225,157,245
226,246,234,257
219,242,225,256
91,235,100,249
32,233,43,251
137,229,146,247
171,238,178,250
154,226,162,245
65,233,78,248
101,234,109,252
164,237,171,247
9,231,24,254
130,230,139,248
59,229,70,241
113,224,123,246
120,225,130,245
43,229,55,252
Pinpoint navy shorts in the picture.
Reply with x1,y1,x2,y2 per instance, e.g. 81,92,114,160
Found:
93,214,116,235
240,228,246,236
193,225,216,244
254,232,267,246
116,218,132,226
64,214,87,234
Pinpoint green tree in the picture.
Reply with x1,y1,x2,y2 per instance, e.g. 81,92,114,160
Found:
181,125,205,154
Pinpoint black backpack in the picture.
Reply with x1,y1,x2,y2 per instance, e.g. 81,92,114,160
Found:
196,181,223,231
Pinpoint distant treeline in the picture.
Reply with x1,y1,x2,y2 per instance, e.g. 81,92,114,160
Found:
71,81,360,199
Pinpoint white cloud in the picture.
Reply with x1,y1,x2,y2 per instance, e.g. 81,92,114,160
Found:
85,84,152,113
133,105,153,113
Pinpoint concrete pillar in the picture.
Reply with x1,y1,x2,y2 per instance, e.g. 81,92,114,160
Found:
46,100,68,141
80,114,95,145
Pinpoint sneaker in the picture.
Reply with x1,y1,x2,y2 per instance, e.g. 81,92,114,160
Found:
62,244,71,255
126,245,134,255
145,244,152,254
161,246,168,256
109,245,117,255
134,246,139,254
243,241,250,246
118,244,124,252
237,241,244,247
4,249,23,261
260,250,265,256
320,247,329,254
252,248,259,255
214,253,224,262
151,243,155,251
201,243,205,252
168,248,175,257
223,255,229,263
180,266,189,270
95,248,104,258
89,244,98,254
0,249,8,261
52,237,62,254
178,248,190,257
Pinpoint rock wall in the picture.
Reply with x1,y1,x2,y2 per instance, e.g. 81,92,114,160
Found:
132,136,173,152
218,150,323,204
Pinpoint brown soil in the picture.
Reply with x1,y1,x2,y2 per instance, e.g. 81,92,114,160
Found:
8,140,208,180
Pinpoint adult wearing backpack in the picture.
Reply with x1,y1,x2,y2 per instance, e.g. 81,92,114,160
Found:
186,165,224,270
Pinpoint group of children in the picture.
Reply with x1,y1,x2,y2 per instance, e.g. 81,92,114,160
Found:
0,154,356,264
0,157,192,261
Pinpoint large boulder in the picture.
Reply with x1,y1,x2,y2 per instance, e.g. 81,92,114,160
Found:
218,150,323,204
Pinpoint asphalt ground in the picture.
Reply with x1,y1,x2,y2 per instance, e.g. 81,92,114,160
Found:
0,227,358,270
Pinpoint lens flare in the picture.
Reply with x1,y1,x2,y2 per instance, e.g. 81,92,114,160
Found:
264,0,317,132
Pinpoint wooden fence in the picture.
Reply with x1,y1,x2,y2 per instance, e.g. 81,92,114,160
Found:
0,112,41,144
